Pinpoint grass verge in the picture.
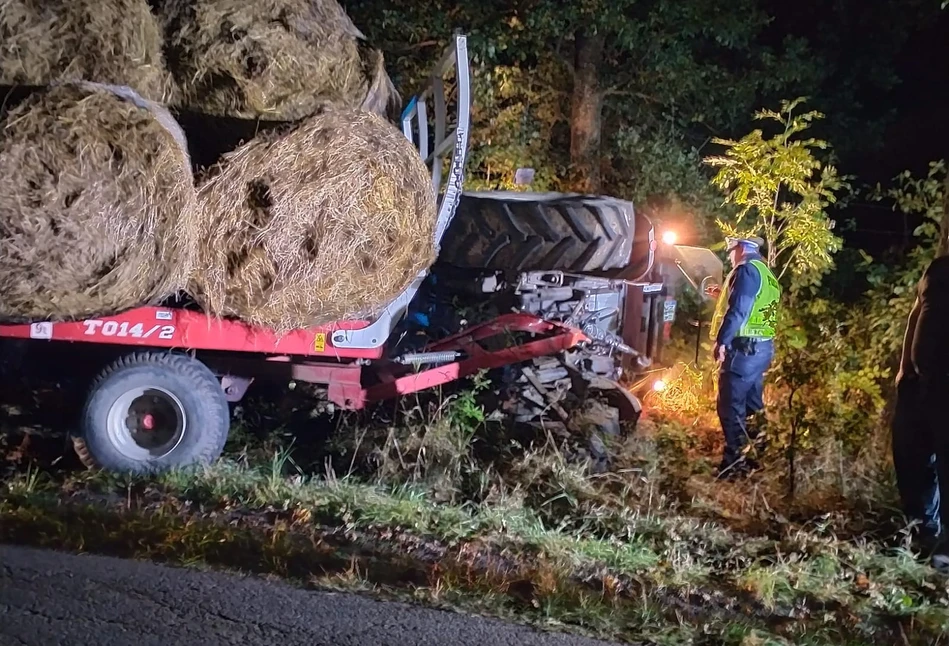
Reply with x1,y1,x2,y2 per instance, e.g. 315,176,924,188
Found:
2,369,948,645
3,449,948,646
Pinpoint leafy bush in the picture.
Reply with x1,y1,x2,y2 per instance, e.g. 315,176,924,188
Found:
697,95,946,500
704,98,846,291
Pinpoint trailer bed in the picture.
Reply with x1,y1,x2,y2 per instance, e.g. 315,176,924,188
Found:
0,306,382,360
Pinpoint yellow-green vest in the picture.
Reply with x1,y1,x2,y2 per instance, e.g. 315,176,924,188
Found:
709,259,781,340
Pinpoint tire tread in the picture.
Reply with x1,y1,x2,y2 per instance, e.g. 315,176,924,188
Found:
441,193,634,272
79,351,229,472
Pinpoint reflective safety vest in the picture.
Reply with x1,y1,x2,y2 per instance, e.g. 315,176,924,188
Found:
709,259,782,340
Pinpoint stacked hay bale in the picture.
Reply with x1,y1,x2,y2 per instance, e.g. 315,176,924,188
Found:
155,0,399,121
0,0,435,331
154,0,430,331
190,106,436,331
0,0,174,102
0,82,197,322
0,0,397,119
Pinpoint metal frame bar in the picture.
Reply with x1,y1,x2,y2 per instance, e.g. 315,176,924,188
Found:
363,313,586,404
332,34,470,350
199,313,587,411
0,306,382,359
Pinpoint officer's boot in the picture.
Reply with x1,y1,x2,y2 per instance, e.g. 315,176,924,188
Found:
716,445,756,479
746,411,769,455
916,529,949,574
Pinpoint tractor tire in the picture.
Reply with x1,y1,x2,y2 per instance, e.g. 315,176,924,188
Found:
440,191,636,273
571,379,642,474
78,352,230,474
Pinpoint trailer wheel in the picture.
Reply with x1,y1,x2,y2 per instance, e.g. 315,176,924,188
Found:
0,339,28,380
79,352,229,474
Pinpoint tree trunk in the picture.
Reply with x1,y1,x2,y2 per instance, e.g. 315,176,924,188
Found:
569,29,605,193
787,387,799,501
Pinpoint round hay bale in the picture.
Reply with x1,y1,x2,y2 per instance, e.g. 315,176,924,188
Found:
0,0,173,102
190,106,436,332
0,82,198,322
157,0,398,120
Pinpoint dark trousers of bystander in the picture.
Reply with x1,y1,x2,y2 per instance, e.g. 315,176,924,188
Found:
894,266,949,553
892,375,944,543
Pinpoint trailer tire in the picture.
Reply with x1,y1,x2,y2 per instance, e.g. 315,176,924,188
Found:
440,192,635,272
79,352,229,474
0,339,28,380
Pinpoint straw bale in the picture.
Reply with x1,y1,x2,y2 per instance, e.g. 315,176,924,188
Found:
0,82,198,322
190,106,436,331
157,0,398,120
0,0,173,102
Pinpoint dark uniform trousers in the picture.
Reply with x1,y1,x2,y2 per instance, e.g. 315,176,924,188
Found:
717,337,774,467
892,375,944,539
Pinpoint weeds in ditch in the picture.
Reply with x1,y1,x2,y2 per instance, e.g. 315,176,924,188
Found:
2,376,949,645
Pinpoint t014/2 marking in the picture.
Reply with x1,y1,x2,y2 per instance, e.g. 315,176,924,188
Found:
82,320,176,340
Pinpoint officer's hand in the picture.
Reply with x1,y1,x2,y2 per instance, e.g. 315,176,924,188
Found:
713,343,726,363
705,284,721,298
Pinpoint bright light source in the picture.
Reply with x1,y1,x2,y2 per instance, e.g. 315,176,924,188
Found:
661,230,678,245
652,379,667,392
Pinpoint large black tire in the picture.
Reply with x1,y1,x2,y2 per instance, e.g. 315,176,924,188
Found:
440,191,637,272
78,352,230,474
0,338,28,381
571,378,642,473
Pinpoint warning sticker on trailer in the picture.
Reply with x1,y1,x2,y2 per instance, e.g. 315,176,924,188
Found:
29,322,53,340
314,333,326,352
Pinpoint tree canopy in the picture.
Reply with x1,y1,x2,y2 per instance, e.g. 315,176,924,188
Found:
344,0,938,241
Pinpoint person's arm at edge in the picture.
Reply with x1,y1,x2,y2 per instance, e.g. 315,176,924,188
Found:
897,297,920,384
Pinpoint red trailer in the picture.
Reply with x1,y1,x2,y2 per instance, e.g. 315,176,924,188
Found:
0,35,668,474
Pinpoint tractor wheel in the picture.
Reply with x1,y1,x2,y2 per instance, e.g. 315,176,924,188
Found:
78,352,230,474
569,379,642,473
440,191,636,272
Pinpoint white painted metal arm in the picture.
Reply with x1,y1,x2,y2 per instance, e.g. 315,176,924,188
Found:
332,34,471,350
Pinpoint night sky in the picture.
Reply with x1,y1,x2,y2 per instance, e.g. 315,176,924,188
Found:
833,5,949,255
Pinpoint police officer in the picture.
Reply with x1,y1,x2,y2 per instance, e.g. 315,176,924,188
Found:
893,254,949,572
708,237,782,478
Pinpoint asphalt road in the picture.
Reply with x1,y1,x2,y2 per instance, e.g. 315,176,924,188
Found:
0,545,622,646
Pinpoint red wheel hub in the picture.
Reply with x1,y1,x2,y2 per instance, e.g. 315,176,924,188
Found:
141,413,155,430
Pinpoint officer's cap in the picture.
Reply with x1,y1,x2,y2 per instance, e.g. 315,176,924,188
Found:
725,236,764,252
